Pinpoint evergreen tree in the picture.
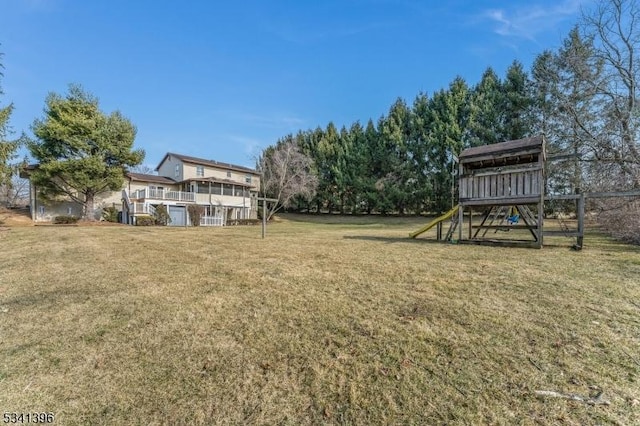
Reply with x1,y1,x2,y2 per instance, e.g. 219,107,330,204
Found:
298,127,326,212
362,119,380,213
343,122,368,213
466,67,503,147
377,98,412,214
530,50,557,140
548,27,604,194
409,92,433,213
0,48,20,206
501,60,534,140
28,85,144,220
427,77,469,212
314,122,342,212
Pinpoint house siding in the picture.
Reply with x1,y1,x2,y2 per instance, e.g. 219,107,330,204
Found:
26,152,261,223
33,199,84,222
30,183,126,222
128,180,180,195
157,155,183,181
183,163,260,190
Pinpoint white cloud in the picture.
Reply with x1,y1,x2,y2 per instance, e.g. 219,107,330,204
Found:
481,0,590,41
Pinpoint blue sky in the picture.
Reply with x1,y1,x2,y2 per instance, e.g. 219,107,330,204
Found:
2,0,591,170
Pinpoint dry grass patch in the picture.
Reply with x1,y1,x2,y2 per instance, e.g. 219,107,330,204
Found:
0,207,33,227
1,216,639,424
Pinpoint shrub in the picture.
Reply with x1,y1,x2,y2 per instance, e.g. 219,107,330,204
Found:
153,204,171,226
228,218,261,226
102,206,119,222
136,215,155,226
596,200,640,245
187,205,204,226
53,215,79,224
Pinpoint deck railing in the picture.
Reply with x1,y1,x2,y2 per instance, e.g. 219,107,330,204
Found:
122,189,132,206
200,216,224,226
130,188,196,202
132,202,153,214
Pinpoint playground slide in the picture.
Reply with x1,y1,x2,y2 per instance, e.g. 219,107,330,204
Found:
409,205,459,239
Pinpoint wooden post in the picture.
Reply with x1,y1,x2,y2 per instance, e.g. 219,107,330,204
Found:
537,144,545,248
577,193,585,249
436,222,442,241
458,205,463,242
468,206,473,240
257,197,277,239
262,197,266,239
458,162,464,242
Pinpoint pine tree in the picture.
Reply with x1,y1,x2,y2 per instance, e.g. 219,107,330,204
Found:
409,92,433,214
0,48,20,206
501,60,534,140
550,27,604,194
362,119,380,213
466,67,503,147
28,85,144,220
377,98,412,214
427,78,469,212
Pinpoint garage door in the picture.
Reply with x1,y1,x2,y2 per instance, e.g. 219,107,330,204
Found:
168,206,186,226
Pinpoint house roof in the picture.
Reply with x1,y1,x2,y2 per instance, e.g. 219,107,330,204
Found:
181,177,253,188
459,135,545,161
126,172,176,184
19,164,38,179
157,153,258,175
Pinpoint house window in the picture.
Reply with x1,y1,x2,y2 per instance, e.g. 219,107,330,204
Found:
212,183,222,194
196,166,204,177
245,175,252,184
226,171,231,178
197,182,210,194
175,164,180,178
223,184,233,196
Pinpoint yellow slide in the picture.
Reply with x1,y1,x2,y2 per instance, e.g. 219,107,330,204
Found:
409,205,459,239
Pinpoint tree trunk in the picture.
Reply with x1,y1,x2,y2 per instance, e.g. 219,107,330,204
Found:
84,192,96,221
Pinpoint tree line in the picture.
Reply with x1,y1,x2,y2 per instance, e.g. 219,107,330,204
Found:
259,0,640,221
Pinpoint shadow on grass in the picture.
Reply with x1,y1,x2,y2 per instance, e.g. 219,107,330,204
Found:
343,235,448,245
3,285,108,310
279,213,436,226
346,235,600,251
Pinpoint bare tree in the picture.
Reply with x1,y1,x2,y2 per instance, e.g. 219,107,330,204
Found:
129,164,157,175
258,135,318,220
0,175,29,207
582,0,640,187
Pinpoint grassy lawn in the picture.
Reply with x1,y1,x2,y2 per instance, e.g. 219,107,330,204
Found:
1,215,639,424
